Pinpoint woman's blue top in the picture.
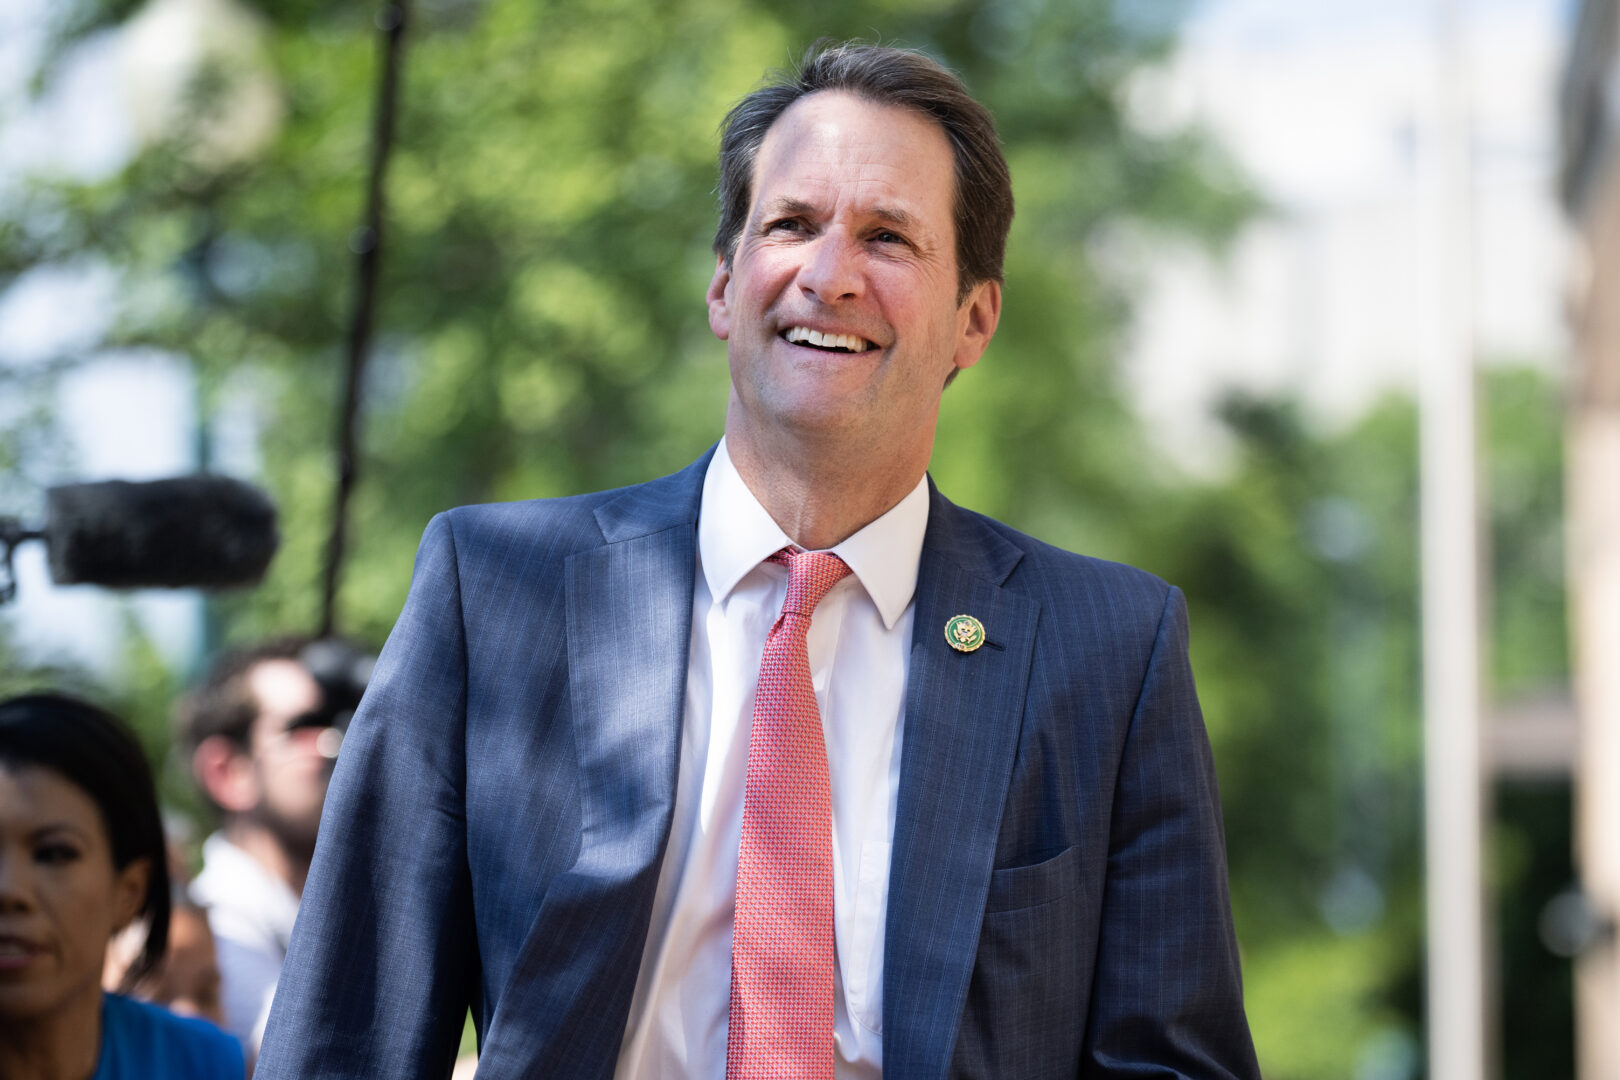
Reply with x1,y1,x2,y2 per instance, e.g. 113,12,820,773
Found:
93,992,244,1080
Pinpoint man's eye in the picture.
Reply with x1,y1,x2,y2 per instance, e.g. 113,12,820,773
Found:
873,230,906,245
766,219,803,234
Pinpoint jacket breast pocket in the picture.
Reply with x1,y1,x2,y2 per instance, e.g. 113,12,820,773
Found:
983,844,1081,913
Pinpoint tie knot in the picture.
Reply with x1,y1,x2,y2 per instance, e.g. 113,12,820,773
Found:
768,548,851,618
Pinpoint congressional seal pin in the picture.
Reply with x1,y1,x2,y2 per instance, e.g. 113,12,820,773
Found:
944,614,986,653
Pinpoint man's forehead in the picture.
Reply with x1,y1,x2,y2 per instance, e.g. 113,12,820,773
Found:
757,90,948,161
248,658,322,722
748,91,955,224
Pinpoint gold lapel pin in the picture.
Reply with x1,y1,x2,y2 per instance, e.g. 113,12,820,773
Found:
944,614,986,653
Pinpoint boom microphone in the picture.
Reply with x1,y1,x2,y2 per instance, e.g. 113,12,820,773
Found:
41,476,279,589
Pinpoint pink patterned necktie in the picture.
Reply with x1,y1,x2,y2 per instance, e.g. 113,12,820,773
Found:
727,547,851,1080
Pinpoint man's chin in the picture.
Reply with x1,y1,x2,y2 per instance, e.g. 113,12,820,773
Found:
259,805,325,857
759,388,872,436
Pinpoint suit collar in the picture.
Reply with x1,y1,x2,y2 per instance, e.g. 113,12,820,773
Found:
483,451,710,1078
917,478,1026,587
883,486,1039,1080
591,444,715,544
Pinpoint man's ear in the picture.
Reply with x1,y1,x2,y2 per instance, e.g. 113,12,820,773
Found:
192,735,259,815
951,279,1002,375
112,856,151,933
707,255,732,341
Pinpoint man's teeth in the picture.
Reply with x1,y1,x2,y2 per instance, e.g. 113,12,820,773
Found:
784,327,871,353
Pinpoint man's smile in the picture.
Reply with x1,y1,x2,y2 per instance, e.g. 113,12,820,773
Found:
781,326,875,354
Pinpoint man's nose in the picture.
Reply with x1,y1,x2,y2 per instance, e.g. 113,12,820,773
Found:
797,231,865,302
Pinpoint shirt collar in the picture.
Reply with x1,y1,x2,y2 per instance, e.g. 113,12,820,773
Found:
698,438,929,630
192,832,302,935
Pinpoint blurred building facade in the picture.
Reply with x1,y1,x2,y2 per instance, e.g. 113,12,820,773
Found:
1560,1,1620,1075
1123,0,1569,471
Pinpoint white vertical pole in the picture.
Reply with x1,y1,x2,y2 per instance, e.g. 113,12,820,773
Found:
1422,1,1488,1079
1571,404,1620,1079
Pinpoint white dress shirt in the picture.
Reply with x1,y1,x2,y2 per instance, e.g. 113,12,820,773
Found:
614,439,927,1080
190,832,302,1060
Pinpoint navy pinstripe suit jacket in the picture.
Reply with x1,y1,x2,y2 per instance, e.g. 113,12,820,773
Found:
256,448,1260,1079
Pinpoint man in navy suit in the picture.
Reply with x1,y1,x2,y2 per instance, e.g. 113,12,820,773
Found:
257,42,1260,1080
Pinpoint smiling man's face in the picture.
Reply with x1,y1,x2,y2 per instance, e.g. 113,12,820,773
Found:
708,90,999,464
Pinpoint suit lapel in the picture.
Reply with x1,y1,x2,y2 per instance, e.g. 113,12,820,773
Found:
476,451,711,1080
883,488,1039,1080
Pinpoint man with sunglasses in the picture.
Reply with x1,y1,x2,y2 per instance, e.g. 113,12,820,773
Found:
179,637,366,1064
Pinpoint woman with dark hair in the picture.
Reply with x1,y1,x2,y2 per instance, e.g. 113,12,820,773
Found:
0,693,243,1080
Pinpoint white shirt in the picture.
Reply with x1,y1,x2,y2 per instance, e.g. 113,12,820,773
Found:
614,440,927,1079
190,832,302,1059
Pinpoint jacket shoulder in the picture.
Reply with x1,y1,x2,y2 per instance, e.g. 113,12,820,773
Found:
430,449,711,559
933,503,1181,669
438,486,624,558
967,508,1173,613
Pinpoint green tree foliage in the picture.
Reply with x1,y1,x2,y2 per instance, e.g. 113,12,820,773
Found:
2,0,1254,643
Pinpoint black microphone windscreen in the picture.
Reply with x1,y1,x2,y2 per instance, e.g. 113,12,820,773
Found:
45,476,280,590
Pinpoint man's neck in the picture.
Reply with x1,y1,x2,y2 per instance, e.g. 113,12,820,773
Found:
724,421,931,552
223,820,311,897
0,985,101,1080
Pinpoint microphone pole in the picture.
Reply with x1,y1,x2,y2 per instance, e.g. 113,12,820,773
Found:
320,0,410,637
0,519,44,605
